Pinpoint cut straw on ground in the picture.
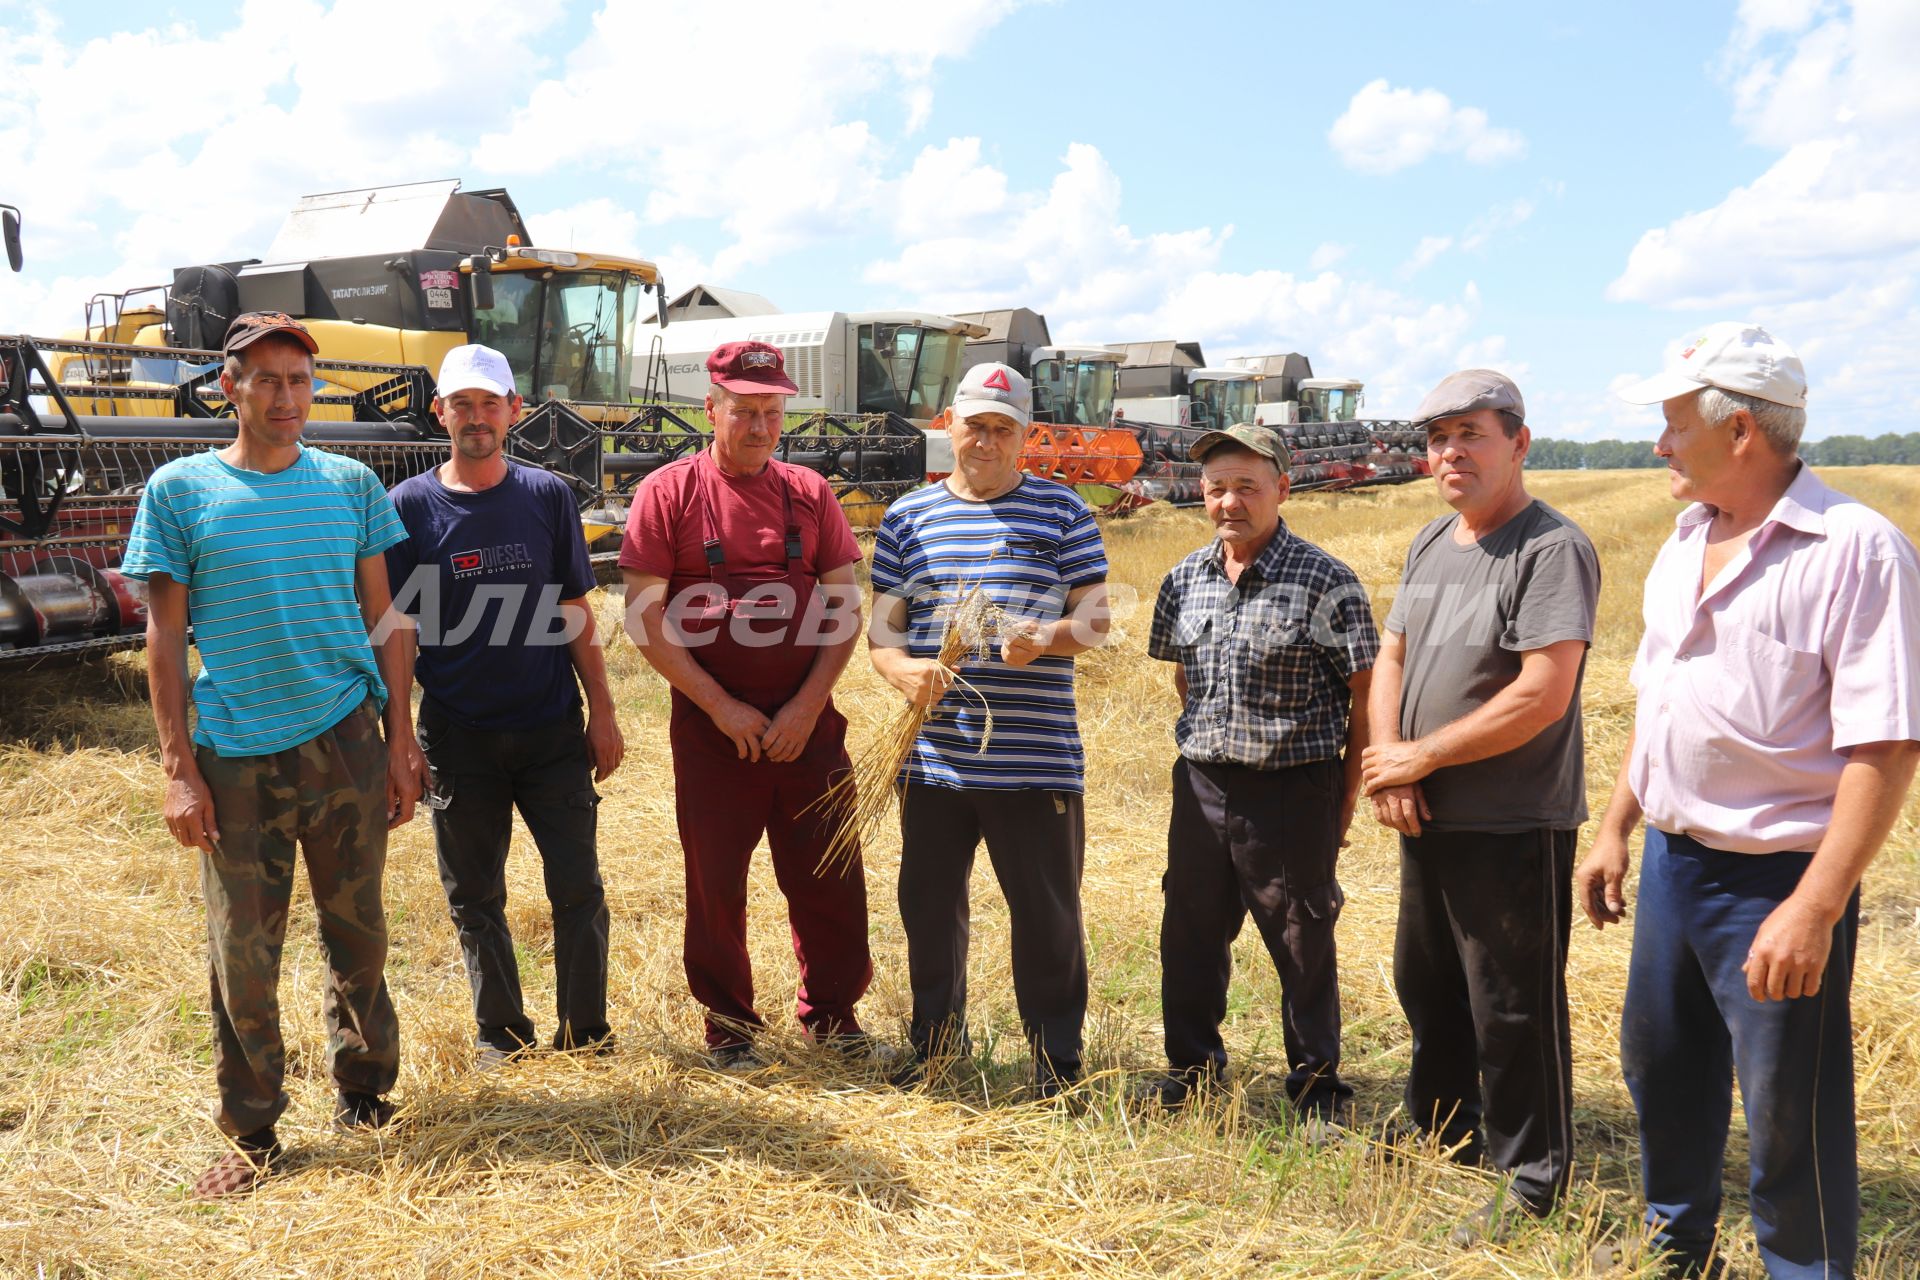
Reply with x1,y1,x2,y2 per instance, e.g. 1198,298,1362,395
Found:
3,469,1918,1279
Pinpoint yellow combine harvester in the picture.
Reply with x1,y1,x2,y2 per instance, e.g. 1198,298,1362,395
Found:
50,179,669,421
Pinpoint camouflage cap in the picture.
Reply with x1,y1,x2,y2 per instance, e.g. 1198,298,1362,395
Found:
1188,422,1292,470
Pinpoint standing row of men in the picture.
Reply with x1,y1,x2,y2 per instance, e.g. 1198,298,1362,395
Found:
128,313,1918,1279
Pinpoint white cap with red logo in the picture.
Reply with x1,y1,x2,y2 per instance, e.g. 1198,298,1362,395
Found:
951,361,1032,427
1617,321,1807,409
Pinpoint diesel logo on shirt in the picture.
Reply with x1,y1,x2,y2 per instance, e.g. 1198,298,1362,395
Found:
450,543,535,578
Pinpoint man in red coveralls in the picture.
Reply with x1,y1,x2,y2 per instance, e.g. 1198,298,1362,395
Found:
620,341,874,1069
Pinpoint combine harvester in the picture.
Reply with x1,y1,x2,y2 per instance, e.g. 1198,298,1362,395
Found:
636,288,976,523
950,308,1141,508
1097,342,1427,506
0,183,925,664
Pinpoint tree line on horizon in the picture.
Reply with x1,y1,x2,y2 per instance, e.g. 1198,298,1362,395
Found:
1523,432,1920,470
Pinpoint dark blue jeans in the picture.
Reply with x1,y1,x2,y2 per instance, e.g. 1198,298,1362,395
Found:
1622,828,1858,1279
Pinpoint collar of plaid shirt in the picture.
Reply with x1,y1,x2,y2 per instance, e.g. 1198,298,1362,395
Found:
1209,518,1295,582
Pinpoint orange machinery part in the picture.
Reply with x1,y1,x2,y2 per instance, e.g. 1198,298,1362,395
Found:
1016,423,1143,486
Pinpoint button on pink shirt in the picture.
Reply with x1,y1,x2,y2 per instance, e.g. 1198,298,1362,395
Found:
1629,464,1920,854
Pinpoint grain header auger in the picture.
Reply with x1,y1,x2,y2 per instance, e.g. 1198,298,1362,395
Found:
950,308,1142,507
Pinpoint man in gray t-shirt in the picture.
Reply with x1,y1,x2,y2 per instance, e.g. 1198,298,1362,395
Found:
1360,369,1599,1246
1385,501,1597,831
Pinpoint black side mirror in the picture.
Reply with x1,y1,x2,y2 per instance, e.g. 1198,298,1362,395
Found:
467,253,494,311
2,207,21,273
653,279,668,328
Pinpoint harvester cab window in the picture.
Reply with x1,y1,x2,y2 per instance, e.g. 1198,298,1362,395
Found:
1035,359,1117,427
855,324,908,416
856,323,965,420
908,329,962,419
539,271,630,403
471,274,540,398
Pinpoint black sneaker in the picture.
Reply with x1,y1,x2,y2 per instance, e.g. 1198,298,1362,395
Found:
1034,1064,1081,1102
1448,1195,1550,1249
707,1042,765,1073
333,1090,396,1131
1129,1069,1220,1110
554,1028,617,1056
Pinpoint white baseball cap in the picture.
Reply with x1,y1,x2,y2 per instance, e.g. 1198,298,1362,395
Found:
437,344,517,398
950,361,1032,427
1617,321,1807,409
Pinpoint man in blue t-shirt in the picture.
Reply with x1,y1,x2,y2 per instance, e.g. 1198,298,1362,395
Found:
121,312,423,1199
386,344,623,1066
869,362,1112,1098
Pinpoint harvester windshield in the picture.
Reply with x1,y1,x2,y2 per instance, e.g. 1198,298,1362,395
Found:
1032,357,1117,426
1189,376,1256,432
1299,382,1364,422
472,268,639,403
856,323,966,418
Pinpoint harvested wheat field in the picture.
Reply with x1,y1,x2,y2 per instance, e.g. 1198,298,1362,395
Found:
3,468,1918,1279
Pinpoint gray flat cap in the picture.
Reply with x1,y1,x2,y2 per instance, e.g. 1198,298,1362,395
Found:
1413,369,1525,428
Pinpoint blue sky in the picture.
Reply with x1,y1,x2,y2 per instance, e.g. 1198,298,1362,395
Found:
4,0,1913,439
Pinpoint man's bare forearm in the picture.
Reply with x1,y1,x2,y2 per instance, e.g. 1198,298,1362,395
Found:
1792,740,1920,925
1344,669,1374,802
1594,726,1644,843
564,598,617,715
1406,641,1584,772
1368,647,1405,746
148,620,199,782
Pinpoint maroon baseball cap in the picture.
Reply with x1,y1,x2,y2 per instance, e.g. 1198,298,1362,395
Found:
708,340,797,396
222,311,319,357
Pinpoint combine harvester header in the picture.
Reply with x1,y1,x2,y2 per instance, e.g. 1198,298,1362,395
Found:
0,185,927,664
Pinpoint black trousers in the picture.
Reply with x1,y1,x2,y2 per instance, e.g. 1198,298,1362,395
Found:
1395,827,1576,1213
418,702,611,1051
1162,755,1351,1114
897,781,1088,1081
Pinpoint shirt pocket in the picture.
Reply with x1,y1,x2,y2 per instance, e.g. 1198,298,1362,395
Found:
1701,623,1824,743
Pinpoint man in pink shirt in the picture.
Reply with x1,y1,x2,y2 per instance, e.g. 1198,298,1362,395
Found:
1577,323,1920,1279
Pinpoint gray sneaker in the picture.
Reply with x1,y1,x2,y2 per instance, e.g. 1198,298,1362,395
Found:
707,1043,766,1073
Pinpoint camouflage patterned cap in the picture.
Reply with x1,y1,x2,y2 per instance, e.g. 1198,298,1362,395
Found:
1188,422,1291,470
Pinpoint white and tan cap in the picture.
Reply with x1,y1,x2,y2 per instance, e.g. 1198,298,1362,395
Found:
437,344,517,399
950,361,1031,427
1617,321,1807,409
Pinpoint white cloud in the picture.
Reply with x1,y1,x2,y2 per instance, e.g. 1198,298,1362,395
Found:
1327,79,1527,175
866,143,1500,418
478,0,1021,271
0,0,1019,336
1608,0,1920,433
527,199,645,257
0,0,559,335
1460,198,1535,252
1308,242,1350,270
1399,235,1453,278
892,137,1015,240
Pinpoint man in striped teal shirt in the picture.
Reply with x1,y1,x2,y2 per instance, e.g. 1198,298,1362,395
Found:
870,362,1112,1098
122,312,424,1198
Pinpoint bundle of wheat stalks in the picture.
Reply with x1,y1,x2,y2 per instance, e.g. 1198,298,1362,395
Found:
812,584,1017,876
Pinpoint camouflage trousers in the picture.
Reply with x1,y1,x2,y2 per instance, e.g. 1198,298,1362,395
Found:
194,699,400,1137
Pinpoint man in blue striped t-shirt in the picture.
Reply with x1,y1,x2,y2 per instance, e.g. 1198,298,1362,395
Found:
869,361,1111,1098
121,312,424,1198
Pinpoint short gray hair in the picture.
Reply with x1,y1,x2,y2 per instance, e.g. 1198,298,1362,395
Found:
1695,386,1805,454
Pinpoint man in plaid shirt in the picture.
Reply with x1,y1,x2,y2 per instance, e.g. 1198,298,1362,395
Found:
1145,424,1379,1123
